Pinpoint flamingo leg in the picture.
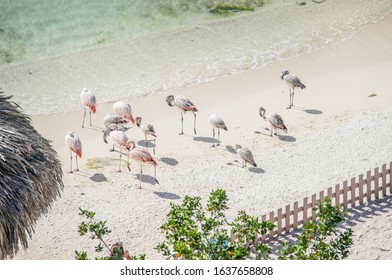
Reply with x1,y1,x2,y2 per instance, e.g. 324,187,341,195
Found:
193,112,197,135
117,150,122,173
292,89,295,107
138,165,143,189
89,110,92,126
212,128,215,147
179,112,184,135
75,154,79,171
217,129,220,146
154,165,159,185
153,138,156,155
69,150,73,173
126,154,131,172
82,107,86,128
270,125,273,136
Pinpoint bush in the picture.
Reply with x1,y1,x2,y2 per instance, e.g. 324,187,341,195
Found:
277,198,353,260
155,189,275,260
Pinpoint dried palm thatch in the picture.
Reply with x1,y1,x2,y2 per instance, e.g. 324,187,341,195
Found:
0,92,64,259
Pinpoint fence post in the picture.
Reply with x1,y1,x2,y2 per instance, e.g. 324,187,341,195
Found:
343,181,348,209
277,208,283,235
359,174,364,205
285,205,290,234
293,202,299,230
375,167,380,199
367,170,372,202
382,164,387,197
269,211,275,238
335,184,341,207
351,177,356,207
303,197,308,224
311,194,317,221
327,187,333,199
390,162,392,194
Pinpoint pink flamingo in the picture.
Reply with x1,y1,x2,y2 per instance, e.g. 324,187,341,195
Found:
103,113,129,129
80,88,97,128
127,141,159,189
135,116,157,154
113,101,135,125
166,95,198,135
280,70,306,109
65,131,82,173
259,107,287,137
103,128,133,172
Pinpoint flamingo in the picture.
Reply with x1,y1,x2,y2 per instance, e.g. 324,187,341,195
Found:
103,128,132,172
80,88,97,127
235,144,257,168
208,114,228,147
103,113,129,129
280,70,306,109
135,116,157,154
166,95,198,135
113,101,135,125
259,107,287,137
127,141,159,189
65,131,82,173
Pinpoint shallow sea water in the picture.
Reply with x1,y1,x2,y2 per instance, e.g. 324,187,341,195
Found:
0,0,391,115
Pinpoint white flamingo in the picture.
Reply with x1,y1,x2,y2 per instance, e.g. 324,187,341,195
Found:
280,70,306,109
166,95,198,135
208,114,228,147
259,107,287,137
127,141,159,189
65,131,82,173
113,101,135,125
136,116,157,154
103,128,133,172
235,144,257,168
103,113,129,129
80,88,97,127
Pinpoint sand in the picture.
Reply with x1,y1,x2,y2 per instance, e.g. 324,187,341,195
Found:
8,13,392,260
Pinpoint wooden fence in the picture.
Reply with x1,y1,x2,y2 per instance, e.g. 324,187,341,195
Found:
231,162,392,242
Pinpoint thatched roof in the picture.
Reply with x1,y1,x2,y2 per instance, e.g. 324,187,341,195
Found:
0,92,64,259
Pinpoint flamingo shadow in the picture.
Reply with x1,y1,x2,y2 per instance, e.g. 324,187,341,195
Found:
278,135,296,142
193,136,216,144
82,125,103,132
136,174,158,185
160,157,179,166
137,140,156,149
154,191,181,200
248,167,265,173
89,173,108,182
226,145,237,154
303,109,323,115
291,106,323,115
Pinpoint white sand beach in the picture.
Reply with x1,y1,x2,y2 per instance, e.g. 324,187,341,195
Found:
5,10,392,260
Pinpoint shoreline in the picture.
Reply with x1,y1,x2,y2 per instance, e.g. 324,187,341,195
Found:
10,12,392,260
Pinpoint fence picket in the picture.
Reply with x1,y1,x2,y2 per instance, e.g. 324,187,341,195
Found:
335,184,340,207
311,194,317,221
285,205,290,233
303,197,308,224
293,202,299,229
359,174,364,205
277,208,283,235
343,181,348,208
351,178,356,207
367,170,372,202
382,164,387,197
375,167,380,199
254,162,392,243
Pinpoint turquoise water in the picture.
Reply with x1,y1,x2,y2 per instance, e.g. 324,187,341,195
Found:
1,0,391,115
0,0,265,65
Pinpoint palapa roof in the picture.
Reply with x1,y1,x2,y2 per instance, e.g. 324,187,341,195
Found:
0,92,64,259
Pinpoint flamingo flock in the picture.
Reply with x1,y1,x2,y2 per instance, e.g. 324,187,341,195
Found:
66,69,305,187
